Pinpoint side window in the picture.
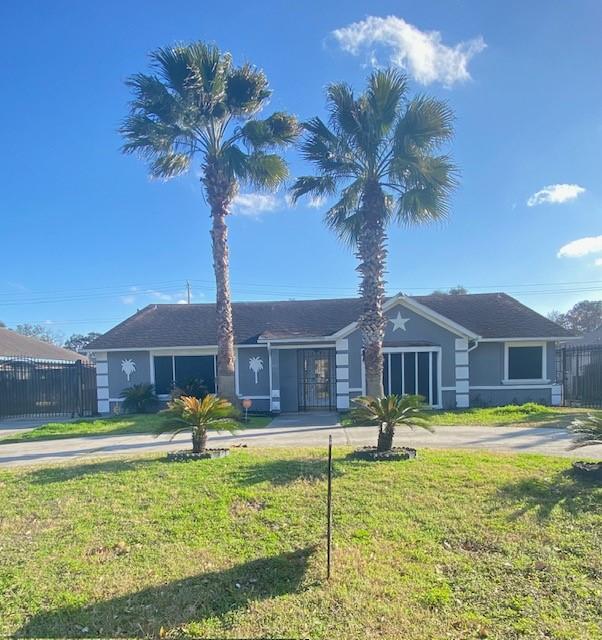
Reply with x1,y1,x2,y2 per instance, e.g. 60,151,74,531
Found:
507,345,544,380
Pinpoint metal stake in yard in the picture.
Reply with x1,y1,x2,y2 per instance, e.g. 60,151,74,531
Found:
326,434,333,580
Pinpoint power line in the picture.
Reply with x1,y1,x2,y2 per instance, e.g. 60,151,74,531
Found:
1,277,601,312
3,275,602,301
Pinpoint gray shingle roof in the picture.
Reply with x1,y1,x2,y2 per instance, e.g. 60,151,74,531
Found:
412,293,573,339
86,293,573,351
0,328,87,361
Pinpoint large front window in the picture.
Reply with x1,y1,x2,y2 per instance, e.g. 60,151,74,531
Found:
505,343,546,382
382,349,439,406
153,355,216,395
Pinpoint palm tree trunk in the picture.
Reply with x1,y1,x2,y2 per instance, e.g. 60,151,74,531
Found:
202,160,237,405
192,428,208,454
377,423,395,452
357,182,387,398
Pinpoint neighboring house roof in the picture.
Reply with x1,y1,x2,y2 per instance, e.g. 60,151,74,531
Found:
0,327,87,361
86,292,573,351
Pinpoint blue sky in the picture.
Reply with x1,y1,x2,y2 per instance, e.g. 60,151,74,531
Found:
1,0,601,340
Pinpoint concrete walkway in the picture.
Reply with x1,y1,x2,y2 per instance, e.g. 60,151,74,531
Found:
1,422,600,468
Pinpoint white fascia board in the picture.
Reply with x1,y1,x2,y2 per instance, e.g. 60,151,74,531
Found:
332,293,479,340
87,345,218,353
478,337,578,342
256,335,333,345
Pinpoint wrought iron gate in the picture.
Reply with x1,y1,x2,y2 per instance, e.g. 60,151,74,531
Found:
557,345,602,408
0,357,97,418
297,349,336,410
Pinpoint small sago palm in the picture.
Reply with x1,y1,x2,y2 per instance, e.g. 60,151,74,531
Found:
568,413,602,449
157,395,238,453
349,394,432,452
119,384,158,414
121,42,298,403
291,69,456,397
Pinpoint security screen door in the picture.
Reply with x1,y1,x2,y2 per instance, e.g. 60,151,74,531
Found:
297,349,336,410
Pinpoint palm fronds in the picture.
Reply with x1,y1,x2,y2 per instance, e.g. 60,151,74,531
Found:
119,384,159,414
156,395,239,453
350,394,432,430
120,41,298,189
349,394,433,452
291,69,456,245
568,414,602,449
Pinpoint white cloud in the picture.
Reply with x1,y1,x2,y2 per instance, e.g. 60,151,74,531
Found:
331,15,485,87
232,192,281,217
120,288,175,305
595,258,602,267
527,183,585,207
149,290,173,301
557,235,602,258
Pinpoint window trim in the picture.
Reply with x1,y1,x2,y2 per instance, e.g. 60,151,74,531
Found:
503,341,549,384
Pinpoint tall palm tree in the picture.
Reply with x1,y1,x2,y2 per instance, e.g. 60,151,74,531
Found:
120,42,298,403
291,69,456,397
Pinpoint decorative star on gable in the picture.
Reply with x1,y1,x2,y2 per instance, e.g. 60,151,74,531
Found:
389,311,409,332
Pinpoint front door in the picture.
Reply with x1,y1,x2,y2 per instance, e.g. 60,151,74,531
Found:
297,349,336,410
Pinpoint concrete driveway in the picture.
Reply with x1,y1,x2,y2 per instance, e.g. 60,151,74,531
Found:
1,420,601,468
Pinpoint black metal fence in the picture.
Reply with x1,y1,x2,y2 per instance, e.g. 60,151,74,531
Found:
0,357,97,418
557,345,602,408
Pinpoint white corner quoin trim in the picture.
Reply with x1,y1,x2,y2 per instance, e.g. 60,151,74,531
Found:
455,338,470,408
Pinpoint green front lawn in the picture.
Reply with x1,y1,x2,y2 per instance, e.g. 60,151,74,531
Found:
0,413,273,444
0,448,600,638
341,403,590,428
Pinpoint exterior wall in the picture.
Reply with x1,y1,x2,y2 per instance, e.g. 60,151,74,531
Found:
469,342,504,385
107,351,152,400
442,390,456,409
236,346,270,398
270,349,280,412
455,338,470,408
279,349,299,412
470,388,552,407
96,334,562,415
242,398,271,412
95,352,109,413
469,342,557,386
468,340,560,406
344,301,460,407
546,342,556,381
335,339,350,409
347,330,364,394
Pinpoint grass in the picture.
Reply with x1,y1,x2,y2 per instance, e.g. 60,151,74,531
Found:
341,402,590,428
0,413,273,444
428,403,590,427
0,448,600,638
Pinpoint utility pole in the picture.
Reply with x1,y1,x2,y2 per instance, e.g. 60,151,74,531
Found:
186,280,191,304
